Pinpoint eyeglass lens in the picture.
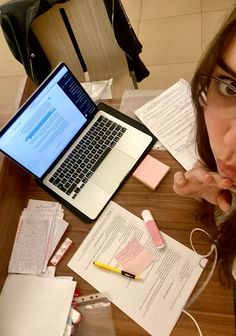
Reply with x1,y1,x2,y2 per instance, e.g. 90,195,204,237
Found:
203,76,236,110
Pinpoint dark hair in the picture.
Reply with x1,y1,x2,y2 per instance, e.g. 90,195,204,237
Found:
191,7,236,284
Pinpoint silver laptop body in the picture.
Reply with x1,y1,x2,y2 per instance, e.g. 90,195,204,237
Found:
0,63,156,221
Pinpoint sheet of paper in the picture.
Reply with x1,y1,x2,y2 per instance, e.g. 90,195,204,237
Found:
40,266,56,278
135,79,198,170
0,274,76,336
120,89,163,121
68,201,207,336
49,218,69,257
8,214,52,274
27,199,64,219
120,89,164,149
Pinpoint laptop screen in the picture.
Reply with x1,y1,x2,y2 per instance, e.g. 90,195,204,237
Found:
0,64,98,178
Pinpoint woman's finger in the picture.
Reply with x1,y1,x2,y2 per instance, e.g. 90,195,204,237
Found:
174,172,188,187
185,169,213,184
216,190,232,213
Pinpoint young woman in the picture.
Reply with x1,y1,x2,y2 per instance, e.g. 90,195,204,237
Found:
173,6,236,283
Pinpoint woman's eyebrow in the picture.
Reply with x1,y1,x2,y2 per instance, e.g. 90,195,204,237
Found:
218,58,236,78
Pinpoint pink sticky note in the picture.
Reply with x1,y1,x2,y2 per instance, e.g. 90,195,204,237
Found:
133,155,170,190
115,238,154,275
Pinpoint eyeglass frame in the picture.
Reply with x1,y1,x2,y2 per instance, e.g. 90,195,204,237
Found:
200,74,236,94
197,74,236,109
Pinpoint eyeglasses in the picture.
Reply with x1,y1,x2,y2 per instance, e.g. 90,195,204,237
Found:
200,75,236,116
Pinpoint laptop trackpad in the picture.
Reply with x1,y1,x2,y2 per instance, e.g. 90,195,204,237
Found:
90,148,135,194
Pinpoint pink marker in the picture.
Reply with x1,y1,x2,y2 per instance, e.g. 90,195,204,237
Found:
141,210,166,249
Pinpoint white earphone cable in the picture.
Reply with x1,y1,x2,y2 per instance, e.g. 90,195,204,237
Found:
185,228,217,308
182,228,218,336
182,309,203,336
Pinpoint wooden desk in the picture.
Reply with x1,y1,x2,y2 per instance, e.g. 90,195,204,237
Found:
0,97,235,335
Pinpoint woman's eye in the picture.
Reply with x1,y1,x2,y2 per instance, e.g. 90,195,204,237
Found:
217,79,236,96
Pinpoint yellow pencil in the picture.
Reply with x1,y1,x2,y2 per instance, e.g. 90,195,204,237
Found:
93,261,142,280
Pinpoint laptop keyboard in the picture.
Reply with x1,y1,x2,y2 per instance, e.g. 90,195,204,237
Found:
48,115,127,199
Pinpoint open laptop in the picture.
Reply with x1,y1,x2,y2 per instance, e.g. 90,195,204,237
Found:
0,63,156,222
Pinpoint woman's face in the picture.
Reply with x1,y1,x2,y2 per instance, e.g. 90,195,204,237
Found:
204,37,236,184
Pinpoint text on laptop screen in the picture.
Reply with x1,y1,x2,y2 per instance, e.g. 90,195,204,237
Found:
0,65,97,178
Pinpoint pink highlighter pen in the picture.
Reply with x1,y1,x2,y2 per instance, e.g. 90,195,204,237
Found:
141,210,166,249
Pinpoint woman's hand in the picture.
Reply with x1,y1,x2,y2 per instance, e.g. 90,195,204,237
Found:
173,160,233,213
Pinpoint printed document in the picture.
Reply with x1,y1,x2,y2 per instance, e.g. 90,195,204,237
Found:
68,201,207,336
135,79,197,170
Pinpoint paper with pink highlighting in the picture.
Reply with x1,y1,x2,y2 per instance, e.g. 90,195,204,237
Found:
115,238,155,275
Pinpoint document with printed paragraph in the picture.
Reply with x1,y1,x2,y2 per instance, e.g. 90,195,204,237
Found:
68,201,207,336
135,79,198,170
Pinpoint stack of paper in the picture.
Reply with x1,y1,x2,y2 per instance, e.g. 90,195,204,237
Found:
133,154,170,189
8,199,69,275
0,274,76,336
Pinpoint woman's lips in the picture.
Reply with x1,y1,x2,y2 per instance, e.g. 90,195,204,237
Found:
217,160,236,179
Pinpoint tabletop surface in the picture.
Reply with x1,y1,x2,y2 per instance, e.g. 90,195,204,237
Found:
0,92,235,335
